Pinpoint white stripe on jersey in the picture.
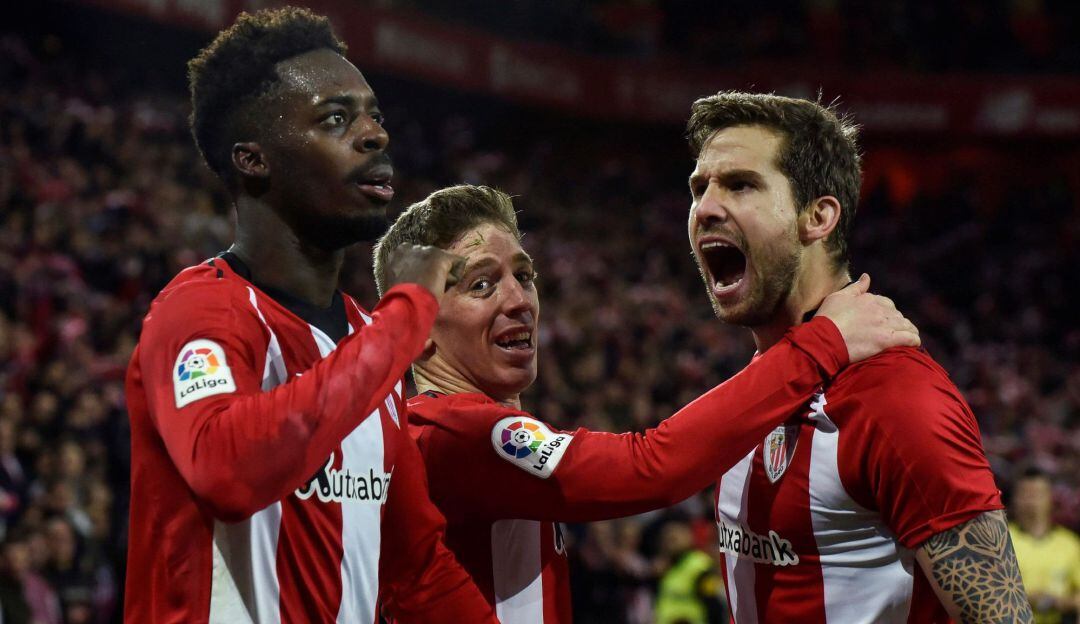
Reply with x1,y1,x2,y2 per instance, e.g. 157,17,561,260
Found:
247,288,288,388
309,324,389,624
491,519,545,624
209,506,283,624
207,290,289,623
807,399,915,623
336,411,385,624
718,449,759,624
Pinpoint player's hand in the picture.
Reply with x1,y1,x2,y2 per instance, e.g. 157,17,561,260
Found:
383,243,466,305
815,273,920,364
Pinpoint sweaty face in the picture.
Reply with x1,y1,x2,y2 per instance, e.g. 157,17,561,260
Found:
688,125,802,327
430,223,539,400
261,49,393,249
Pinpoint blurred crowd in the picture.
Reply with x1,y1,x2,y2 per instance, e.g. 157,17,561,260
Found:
1,16,1078,624
404,0,1080,73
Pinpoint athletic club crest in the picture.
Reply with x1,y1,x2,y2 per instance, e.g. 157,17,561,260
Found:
764,424,799,483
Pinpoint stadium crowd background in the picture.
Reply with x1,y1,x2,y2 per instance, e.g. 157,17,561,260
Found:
1,1,1078,622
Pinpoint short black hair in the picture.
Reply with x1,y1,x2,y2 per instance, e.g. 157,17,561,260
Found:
187,7,347,184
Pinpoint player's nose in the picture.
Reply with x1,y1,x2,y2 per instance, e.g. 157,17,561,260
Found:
502,277,533,316
694,182,730,229
353,114,389,153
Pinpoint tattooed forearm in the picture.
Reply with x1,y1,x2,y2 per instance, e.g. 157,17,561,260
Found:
917,510,1033,623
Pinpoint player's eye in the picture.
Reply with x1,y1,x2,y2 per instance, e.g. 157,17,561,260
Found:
516,270,537,286
321,111,349,128
730,179,756,192
369,111,385,126
469,278,493,293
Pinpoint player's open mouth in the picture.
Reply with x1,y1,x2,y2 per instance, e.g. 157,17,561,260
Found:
350,165,395,203
494,329,534,352
354,180,394,203
701,240,747,296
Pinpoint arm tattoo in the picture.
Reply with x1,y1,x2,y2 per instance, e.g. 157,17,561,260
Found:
920,509,1033,623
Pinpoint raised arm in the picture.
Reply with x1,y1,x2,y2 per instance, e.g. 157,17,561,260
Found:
917,510,1033,623
137,281,438,521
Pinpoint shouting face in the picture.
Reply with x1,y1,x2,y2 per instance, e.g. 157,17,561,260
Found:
688,125,803,327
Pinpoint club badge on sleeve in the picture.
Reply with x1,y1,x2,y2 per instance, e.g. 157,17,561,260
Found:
491,416,573,479
173,339,236,408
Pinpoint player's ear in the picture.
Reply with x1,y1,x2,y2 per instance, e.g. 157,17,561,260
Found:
798,196,842,245
418,338,436,362
232,142,270,180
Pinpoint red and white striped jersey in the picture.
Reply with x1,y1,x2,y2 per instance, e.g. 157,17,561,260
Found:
124,257,495,624
715,347,1003,623
407,317,850,623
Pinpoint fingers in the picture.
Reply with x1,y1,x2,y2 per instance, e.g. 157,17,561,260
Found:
445,254,467,289
851,272,870,294
871,293,897,311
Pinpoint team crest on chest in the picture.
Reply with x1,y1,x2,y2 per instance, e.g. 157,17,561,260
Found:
763,424,799,483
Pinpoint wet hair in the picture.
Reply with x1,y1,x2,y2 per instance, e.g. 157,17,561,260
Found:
187,7,347,186
687,91,862,270
373,185,521,295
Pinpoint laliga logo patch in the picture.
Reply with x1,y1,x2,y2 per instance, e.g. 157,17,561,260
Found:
178,348,218,380
173,339,236,408
500,420,545,458
491,416,573,479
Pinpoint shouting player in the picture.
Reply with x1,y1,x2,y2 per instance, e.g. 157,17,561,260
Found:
371,184,919,622
687,92,1032,622
124,8,496,623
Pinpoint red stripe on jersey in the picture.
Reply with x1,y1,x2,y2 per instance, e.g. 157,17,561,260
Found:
277,484,346,622
541,522,572,623
747,422,826,622
267,318,348,622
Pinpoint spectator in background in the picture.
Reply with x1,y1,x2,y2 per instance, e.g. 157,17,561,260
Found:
1010,467,1080,624
0,529,62,624
654,521,725,624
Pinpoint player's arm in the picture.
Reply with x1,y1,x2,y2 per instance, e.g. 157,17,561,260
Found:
916,510,1033,623
526,314,849,519
537,275,919,517
846,351,1030,623
427,276,917,521
139,280,438,521
424,316,847,521
379,425,497,624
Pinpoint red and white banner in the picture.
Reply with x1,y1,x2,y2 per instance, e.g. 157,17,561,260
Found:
62,0,1080,136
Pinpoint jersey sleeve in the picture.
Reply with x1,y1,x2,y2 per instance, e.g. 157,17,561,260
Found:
136,280,437,521
837,349,1004,549
424,316,847,522
378,421,497,624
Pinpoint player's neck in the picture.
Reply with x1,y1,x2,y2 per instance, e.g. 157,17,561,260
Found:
413,363,522,410
231,201,345,308
751,263,850,353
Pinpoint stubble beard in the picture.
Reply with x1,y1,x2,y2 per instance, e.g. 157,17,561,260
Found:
701,238,801,328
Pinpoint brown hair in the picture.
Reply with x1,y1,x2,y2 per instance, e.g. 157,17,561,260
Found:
373,185,522,295
687,91,862,269
187,7,346,186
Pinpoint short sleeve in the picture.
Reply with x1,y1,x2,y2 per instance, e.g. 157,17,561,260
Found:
836,349,1003,549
